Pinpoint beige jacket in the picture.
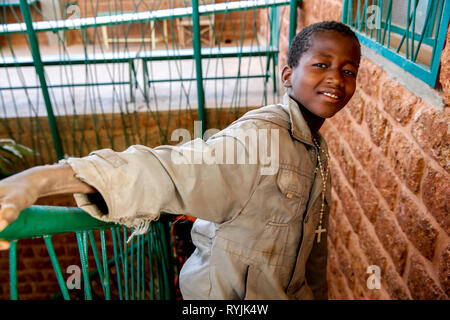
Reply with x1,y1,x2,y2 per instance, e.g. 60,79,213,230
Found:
64,94,331,300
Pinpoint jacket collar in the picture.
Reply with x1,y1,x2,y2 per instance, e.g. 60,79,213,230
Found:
281,94,326,148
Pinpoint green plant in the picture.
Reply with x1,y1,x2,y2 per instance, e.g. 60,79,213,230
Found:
0,138,37,178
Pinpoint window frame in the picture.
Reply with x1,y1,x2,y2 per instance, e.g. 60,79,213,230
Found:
341,0,450,87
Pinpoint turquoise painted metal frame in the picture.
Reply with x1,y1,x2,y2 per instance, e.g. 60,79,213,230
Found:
342,0,450,87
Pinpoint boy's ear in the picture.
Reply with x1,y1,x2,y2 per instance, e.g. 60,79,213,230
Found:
281,65,292,88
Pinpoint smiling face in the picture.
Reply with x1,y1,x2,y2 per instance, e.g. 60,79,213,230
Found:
282,30,360,119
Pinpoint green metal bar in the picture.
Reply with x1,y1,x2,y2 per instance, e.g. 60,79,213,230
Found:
146,74,270,84
141,234,145,300
405,0,411,59
0,206,117,241
18,0,64,160
381,0,392,46
130,235,135,300
0,81,132,91
76,232,92,300
411,0,417,59
9,240,18,300
192,0,206,136
147,231,155,300
158,221,174,300
376,0,382,43
153,223,169,300
356,0,361,30
100,230,111,300
88,231,106,296
123,228,129,300
111,228,123,300
412,0,433,62
289,0,298,46
363,0,369,34
137,234,141,300
429,0,445,68
44,235,70,300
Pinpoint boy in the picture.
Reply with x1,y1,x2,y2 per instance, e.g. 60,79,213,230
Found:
0,21,361,299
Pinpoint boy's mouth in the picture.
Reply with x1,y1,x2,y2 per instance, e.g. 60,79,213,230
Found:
318,90,343,101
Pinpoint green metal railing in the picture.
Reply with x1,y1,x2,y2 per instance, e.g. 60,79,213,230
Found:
342,0,450,87
0,205,175,300
0,0,295,166
0,0,300,300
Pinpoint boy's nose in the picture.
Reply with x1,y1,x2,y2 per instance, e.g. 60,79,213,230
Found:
325,69,344,87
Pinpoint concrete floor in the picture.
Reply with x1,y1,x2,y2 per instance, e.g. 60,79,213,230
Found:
0,43,283,118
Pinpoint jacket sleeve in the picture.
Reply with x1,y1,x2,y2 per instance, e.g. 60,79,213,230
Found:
63,129,262,230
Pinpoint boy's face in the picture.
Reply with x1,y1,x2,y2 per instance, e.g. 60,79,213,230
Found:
282,31,360,119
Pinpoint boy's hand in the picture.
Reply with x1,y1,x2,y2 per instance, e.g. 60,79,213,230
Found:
0,172,41,232
0,172,41,251
0,164,97,250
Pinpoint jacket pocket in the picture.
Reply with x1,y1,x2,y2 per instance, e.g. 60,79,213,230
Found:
276,166,311,204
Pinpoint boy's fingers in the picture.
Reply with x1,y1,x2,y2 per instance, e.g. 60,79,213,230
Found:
0,219,7,233
0,240,10,251
0,203,19,224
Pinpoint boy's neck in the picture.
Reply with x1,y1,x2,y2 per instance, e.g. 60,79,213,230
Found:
292,98,325,140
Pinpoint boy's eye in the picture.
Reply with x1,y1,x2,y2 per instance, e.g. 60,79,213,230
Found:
343,70,356,76
313,63,327,68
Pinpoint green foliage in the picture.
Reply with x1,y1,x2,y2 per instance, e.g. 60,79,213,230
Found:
0,138,37,178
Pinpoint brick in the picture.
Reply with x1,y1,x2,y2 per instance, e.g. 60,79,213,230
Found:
23,258,52,270
347,232,369,289
407,253,447,300
352,283,367,300
395,189,438,261
374,208,409,276
301,0,322,20
339,185,362,233
333,108,353,135
18,247,35,259
318,0,342,21
411,106,450,173
336,239,356,290
323,126,340,158
17,283,33,295
383,264,411,300
330,158,342,196
346,88,365,124
365,102,392,155
354,171,379,223
346,125,374,169
334,207,353,248
421,166,450,235
439,24,450,106
358,219,388,275
438,244,450,296
327,244,354,300
389,132,425,194
337,143,357,188
369,156,398,211
381,78,418,125
328,215,337,246
357,58,382,99
17,271,44,283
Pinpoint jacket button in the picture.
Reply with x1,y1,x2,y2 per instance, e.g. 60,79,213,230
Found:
286,193,293,199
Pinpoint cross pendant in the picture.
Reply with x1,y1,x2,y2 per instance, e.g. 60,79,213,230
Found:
315,226,327,243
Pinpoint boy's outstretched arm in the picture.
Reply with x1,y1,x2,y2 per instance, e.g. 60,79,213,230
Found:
0,163,97,232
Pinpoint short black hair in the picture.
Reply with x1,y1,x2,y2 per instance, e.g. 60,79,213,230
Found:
287,21,361,68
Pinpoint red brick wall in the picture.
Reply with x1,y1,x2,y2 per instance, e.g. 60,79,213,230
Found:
276,0,449,300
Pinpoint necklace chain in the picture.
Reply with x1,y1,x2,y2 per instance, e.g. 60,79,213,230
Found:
313,137,329,244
